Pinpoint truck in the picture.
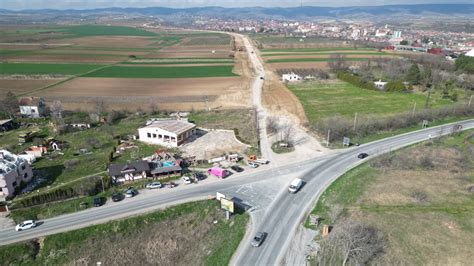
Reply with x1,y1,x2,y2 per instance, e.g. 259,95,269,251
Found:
18,131,38,145
207,167,229,178
288,178,303,193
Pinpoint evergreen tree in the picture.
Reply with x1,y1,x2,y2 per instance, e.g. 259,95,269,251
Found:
406,64,421,85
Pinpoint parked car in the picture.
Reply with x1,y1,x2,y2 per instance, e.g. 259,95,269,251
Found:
93,196,104,207
146,181,163,189
15,220,36,232
183,176,192,184
193,172,207,181
167,181,177,188
357,153,369,159
111,192,124,202
231,165,244,173
248,162,259,168
125,187,138,198
251,232,267,247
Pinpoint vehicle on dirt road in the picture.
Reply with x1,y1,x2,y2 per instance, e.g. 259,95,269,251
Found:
251,232,267,247
15,220,36,232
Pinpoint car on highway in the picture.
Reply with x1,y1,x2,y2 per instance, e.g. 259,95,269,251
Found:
146,181,163,189
251,231,267,247
183,176,192,184
288,178,303,193
231,165,244,173
125,187,138,198
15,220,36,232
357,152,369,159
111,192,124,202
248,162,259,168
93,196,104,207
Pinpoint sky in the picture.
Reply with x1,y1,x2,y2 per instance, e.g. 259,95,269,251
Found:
0,0,471,10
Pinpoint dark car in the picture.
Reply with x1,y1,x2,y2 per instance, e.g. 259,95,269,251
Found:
112,192,123,202
231,165,244,173
193,172,207,181
251,232,267,247
357,153,369,159
93,196,104,207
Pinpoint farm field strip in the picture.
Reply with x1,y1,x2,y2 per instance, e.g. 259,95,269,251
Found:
267,57,374,63
262,52,388,57
0,62,107,75
288,80,452,122
83,65,238,78
261,47,376,53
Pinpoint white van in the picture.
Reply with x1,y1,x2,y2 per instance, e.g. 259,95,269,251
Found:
288,178,303,193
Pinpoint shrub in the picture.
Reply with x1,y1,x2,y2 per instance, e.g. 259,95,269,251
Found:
385,80,406,92
337,72,377,91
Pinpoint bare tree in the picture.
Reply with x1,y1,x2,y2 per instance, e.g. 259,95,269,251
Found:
50,100,63,120
95,100,106,116
0,91,18,119
149,100,159,115
319,219,385,266
278,123,296,146
266,116,278,135
328,54,348,73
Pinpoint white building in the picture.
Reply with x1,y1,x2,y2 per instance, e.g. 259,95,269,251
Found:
282,72,302,82
392,31,402,38
138,119,196,148
18,97,45,118
0,150,33,199
465,49,474,57
374,80,388,90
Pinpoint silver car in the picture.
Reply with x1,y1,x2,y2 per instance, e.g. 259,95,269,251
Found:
146,182,162,189
251,232,267,247
15,220,36,231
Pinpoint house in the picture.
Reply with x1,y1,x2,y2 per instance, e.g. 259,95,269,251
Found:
138,119,196,148
374,80,388,90
146,151,182,177
23,146,48,159
0,119,15,132
282,72,302,82
108,161,151,183
428,48,444,56
18,97,45,118
0,150,34,199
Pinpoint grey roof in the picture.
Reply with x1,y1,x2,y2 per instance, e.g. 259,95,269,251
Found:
0,119,12,126
151,165,182,175
142,120,195,135
108,161,150,176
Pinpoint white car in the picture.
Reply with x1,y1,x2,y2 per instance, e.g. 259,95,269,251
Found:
15,220,36,231
248,162,259,168
183,176,192,184
146,182,162,189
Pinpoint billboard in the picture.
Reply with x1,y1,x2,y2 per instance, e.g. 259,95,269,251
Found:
216,192,225,201
220,198,234,213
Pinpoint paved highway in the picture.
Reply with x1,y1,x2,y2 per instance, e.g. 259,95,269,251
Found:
234,119,474,265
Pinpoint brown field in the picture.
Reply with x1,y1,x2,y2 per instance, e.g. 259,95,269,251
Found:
34,76,251,111
49,36,156,48
37,49,150,56
143,52,231,59
265,54,383,60
115,63,233,67
0,79,64,97
2,54,125,63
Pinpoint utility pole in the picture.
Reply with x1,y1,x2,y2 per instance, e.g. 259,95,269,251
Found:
353,112,358,131
100,176,105,193
326,129,331,147
412,102,417,116
469,95,473,107
424,84,432,109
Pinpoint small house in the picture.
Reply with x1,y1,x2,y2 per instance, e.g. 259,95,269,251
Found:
282,72,302,82
374,80,388,90
18,97,45,118
108,161,151,183
24,146,48,158
138,119,196,148
0,119,15,132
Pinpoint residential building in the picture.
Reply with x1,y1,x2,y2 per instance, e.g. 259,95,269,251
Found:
0,119,15,132
0,150,33,199
18,97,45,118
108,161,151,183
282,72,302,82
138,119,196,148
392,31,402,38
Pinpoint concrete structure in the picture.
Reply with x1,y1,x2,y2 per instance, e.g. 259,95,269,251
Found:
282,73,302,82
138,119,196,148
18,97,45,118
374,80,388,90
0,150,33,199
465,49,474,57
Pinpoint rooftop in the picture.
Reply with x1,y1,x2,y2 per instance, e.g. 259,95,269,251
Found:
18,97,43,107
142,120,195,135
0,150,25,175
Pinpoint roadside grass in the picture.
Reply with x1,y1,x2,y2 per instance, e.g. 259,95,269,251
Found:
307,130,474,264
1,200,248,265
261,47,376,53
287,80,452,122
262,52,388,57
83,65,238,78
0,62,106,75
189,109,258,147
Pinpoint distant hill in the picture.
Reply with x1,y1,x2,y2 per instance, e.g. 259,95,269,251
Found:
1,4,473,20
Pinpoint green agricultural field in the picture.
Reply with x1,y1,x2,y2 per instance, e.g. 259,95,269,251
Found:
84,65,237,78
0,63,105,75
60,25,157,37
1,200,249,266
267,57,373,63
262,52,387,57
307,131,474,265
122,60,234,65
261,47,376,53
288,80,452,122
